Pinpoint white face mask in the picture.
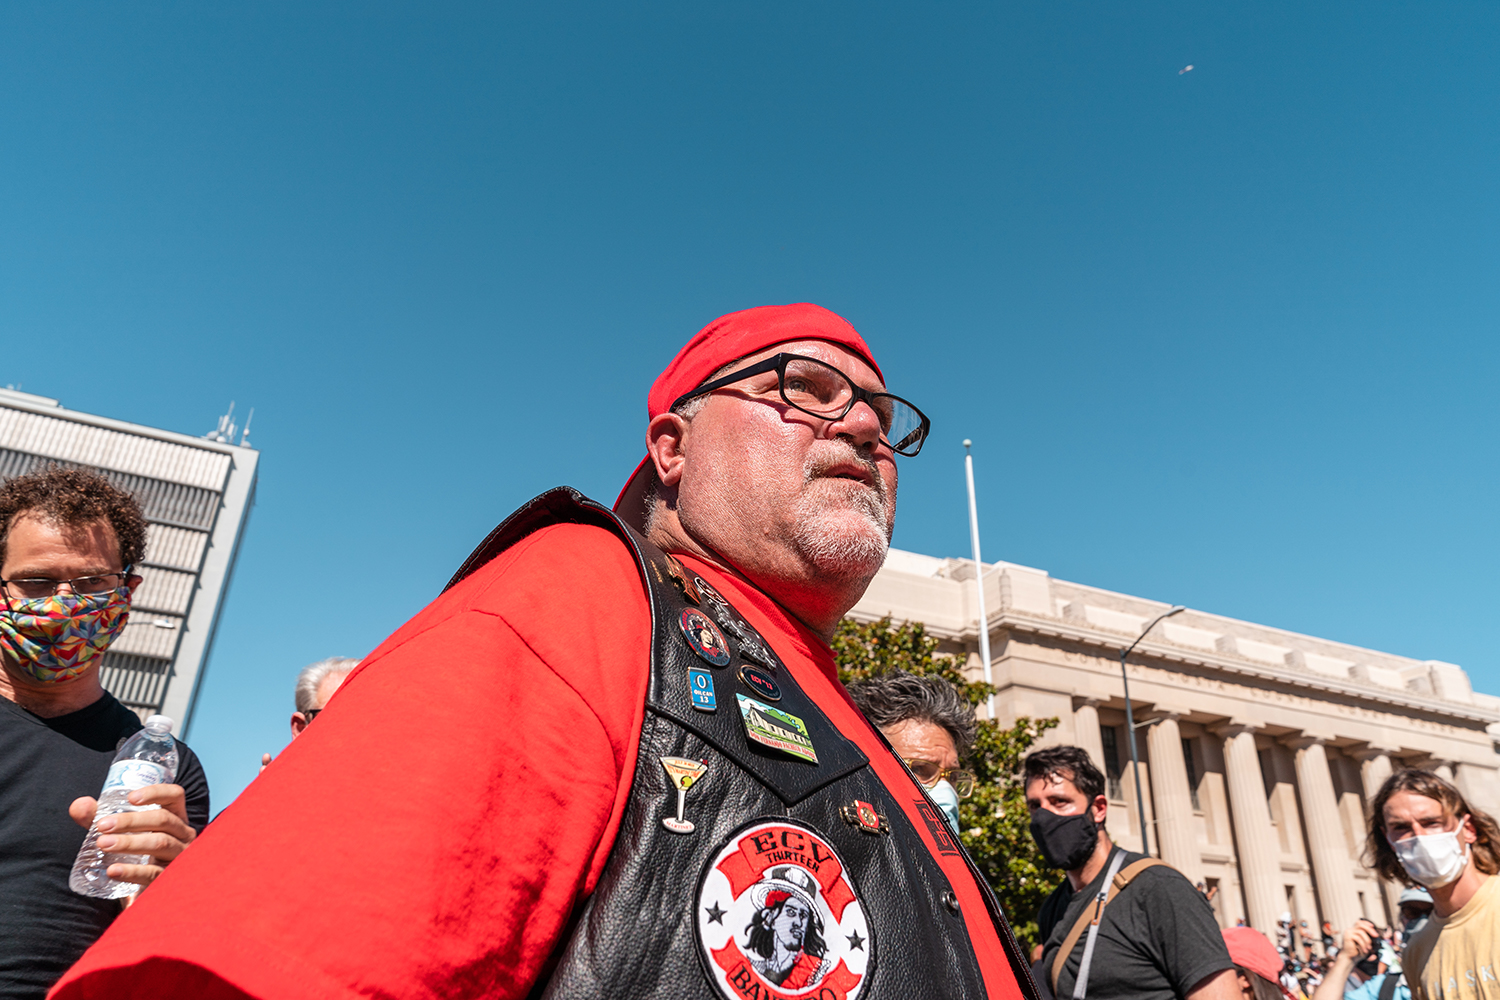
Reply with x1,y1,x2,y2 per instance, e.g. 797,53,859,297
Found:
929,779,962,834
1392,819,1471,888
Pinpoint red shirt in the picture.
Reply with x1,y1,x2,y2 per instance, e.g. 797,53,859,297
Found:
52,524,1022,1000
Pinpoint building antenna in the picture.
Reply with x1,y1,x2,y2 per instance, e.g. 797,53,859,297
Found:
204,402,238,444
239,408,254,448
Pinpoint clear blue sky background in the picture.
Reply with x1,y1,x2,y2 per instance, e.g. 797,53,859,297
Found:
4,3,1498,809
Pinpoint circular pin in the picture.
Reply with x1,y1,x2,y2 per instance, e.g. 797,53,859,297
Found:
680,608,731,666
737,664,781,701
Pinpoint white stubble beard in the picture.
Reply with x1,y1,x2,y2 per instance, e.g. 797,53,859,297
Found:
789,450,894,581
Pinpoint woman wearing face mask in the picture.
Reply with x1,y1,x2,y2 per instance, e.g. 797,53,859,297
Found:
1365,769,1500,1000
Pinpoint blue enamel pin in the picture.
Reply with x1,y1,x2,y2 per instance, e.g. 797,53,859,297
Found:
689,667,717,712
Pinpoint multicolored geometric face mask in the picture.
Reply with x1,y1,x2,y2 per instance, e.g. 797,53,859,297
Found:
0,587,132,684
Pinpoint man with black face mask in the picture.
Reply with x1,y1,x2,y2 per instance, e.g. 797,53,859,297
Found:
1025,746,1236,1000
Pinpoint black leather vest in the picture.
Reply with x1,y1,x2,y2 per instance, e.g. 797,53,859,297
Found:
447,488,1039,1000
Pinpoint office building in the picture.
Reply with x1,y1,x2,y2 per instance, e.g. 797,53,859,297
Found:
0,388,258,734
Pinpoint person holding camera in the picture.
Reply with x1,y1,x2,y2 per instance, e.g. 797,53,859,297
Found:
1311,919,1407,1000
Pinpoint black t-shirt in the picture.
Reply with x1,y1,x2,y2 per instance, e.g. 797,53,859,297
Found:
0,692,210,1000
1038,847,1233,1000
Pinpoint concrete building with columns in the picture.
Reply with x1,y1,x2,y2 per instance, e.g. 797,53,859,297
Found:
849,548,1500,938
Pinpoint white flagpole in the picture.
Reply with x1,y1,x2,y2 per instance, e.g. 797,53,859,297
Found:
963,440,995,717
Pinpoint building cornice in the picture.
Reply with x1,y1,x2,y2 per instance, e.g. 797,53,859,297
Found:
851,604,1500,726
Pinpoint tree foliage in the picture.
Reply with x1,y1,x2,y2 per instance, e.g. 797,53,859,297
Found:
834,615,1062,951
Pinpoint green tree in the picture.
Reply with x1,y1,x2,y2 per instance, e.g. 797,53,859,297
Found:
834,615,1062,951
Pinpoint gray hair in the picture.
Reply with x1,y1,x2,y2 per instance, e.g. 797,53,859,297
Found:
641,359,743,537
845,670,977,759
294,657,361,713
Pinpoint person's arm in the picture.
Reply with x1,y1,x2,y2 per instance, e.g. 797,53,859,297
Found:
51,523,651,1000
1311,919,1377,1000
67,783,196,888
1186,969,1241,1000
1139,870,1236,1000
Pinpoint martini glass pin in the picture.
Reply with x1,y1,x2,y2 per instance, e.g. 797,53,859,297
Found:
660,757,709,833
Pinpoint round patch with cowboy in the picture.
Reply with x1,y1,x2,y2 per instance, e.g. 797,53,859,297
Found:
680,608,732,667
696,819,872,1000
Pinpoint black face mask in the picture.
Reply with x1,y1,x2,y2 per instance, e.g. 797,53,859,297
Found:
1029,807,1100,870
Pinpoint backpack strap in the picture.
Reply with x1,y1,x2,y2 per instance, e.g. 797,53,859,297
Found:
1378,972,1403,1000
1050,854,1176,996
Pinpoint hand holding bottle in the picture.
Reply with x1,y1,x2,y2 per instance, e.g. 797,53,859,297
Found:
69,716,196,898
69,784,197,888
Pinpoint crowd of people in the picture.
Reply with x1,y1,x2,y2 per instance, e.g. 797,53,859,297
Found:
1252,892,1435,1000
1,303,1496,1000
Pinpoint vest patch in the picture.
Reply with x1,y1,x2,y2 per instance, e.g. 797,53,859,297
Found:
696,819,872,1000
681,608,733,666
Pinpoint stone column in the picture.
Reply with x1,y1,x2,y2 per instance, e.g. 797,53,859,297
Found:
1285,736,1361,934
1073,698,1107,777
1355,749,1394,804
1215,722,1281,935
1351,747,1400,921
1145,713,1202,883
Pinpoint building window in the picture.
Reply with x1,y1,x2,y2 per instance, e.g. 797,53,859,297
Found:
1101,725,1124,801
1182,737,1201,811
1204,877,1223,925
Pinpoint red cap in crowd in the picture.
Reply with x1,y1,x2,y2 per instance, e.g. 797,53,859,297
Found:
1222,928,1297,1000
614,303,882,529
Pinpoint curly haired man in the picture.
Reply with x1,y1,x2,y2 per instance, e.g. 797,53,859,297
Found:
0,467,209,1000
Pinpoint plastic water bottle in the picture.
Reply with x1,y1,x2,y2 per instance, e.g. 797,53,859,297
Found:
69,715,178,899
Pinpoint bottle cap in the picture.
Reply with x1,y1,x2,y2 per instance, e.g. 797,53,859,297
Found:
144,714,175,734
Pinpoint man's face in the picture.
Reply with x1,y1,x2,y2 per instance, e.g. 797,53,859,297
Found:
1383,790,1474,847
774,898,811,950
882,718,959,777
1,515,137,677
1024,771,1106,823
672,339,899,586
1399,902,1433,926
290,670,351,737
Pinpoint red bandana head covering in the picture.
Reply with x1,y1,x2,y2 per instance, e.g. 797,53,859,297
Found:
1222,928,1297,1000
614,303,882,529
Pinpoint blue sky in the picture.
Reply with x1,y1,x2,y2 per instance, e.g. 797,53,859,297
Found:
4,2,1498,808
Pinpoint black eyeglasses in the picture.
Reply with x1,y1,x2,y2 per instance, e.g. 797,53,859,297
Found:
1,569,133,605
303,709,322,722
670,353,931,456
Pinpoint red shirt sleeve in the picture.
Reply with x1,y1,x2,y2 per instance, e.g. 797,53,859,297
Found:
51,524,651,1000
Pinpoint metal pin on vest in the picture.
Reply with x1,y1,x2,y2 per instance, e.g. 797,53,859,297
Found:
660,757,709,834
840,799,891,835
689,667,717,711
692,576,783,672
679,608,731,667
663,555,701,604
